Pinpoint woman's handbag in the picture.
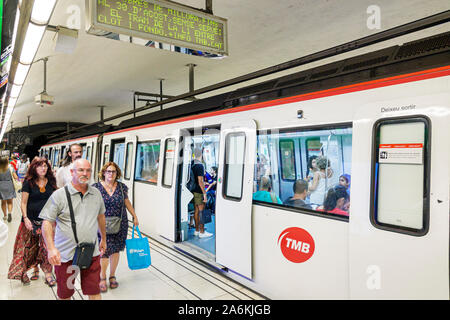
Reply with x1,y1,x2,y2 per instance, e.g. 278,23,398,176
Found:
64,186,95,269
9,167,22,192
126,225,151,270
105,183,124,235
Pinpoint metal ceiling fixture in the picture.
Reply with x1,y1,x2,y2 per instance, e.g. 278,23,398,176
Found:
34,57,54,107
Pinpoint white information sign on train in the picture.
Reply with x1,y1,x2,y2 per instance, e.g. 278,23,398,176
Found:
378,143,423,164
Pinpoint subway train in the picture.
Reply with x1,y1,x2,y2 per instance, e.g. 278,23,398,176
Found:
39,31,450,299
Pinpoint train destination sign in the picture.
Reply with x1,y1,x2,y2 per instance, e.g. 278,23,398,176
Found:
86,0,228,55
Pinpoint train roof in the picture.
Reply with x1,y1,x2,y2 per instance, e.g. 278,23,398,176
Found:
47,31,450,143
115,31,450,130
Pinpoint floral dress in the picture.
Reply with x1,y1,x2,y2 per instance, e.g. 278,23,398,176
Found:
93,181,129,258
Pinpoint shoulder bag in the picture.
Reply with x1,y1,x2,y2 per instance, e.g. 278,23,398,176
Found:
105,183,124,235
9,167,22,192
64,186,95,269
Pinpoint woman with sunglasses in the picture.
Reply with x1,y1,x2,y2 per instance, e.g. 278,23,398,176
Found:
93,162,139,293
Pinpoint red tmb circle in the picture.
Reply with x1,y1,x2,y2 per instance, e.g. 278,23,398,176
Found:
278,227,315,263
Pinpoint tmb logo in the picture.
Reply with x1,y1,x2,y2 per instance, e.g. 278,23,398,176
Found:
278,227,315,263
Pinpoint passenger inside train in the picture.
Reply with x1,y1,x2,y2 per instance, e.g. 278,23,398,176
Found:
181,133,219,255
253,126,352,217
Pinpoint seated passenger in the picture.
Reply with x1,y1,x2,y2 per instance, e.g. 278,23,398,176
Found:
205,166,217,195
283,179,312,210
253,176,282,204
339,174,351,197
205,167,217,214
339,174,351,211
317,185,349,216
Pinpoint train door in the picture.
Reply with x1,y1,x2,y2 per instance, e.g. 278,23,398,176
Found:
176,127,220,256
216,120,257,279
177,132,193,242
157,133,180,241
102,143,110,167
122,136,137,205
81,143,87,160
278,139,297,202
110,139,126,176
350,114,450,299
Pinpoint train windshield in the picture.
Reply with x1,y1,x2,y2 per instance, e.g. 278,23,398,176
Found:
254,125,352,218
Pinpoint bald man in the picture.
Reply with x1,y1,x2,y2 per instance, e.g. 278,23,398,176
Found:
40,159,106,300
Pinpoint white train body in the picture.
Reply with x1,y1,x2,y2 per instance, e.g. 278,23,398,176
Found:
40,63,450,300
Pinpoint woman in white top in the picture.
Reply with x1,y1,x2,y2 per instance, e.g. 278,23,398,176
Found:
308,156,329,206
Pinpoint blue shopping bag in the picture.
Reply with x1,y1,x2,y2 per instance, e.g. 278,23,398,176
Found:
126,226,151,270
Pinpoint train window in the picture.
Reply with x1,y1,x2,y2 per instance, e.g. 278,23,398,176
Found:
53,148,60,167
61,146,66,162
124,142,133,180
254,124,352,219
279,139,296,180
223,132,246,200
112,141,126,175
162,139,176,187
103,145,110,166
82,144,87,159
135,140,160,184
370,117,430,236
86,145,92,162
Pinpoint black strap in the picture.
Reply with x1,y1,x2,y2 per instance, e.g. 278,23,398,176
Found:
64,186,79,245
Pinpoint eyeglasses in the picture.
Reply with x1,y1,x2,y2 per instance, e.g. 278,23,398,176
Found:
105,170,117,174
76,168,92,173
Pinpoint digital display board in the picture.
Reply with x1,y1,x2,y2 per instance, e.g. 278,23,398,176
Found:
86,0,228,55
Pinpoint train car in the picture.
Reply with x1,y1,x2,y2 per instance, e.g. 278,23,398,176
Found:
40,134,100,176
39,31,450,299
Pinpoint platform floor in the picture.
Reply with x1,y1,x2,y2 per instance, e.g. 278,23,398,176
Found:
0,195,265,300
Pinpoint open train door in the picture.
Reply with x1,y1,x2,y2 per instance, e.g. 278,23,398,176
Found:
350,110,450,299
157,132,180,241
122,135,138,206
216,120,257,279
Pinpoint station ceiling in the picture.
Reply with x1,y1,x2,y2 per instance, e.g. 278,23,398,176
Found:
9,0,450,132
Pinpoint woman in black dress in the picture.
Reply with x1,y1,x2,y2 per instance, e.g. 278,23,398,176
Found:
7,157,56,286
93,162,139,292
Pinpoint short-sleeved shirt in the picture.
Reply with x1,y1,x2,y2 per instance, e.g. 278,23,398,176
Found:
39,183,106,262
17,161,29,175
10,160,17,171
252,191,282,204
22,179,56,222
192,160,205,194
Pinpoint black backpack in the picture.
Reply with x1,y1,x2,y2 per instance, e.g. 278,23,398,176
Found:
186,163,196,193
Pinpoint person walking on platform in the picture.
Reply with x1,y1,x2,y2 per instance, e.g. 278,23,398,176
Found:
10,155,18,173
17,154,30,183
93,161,139,292
0,156,18,223
56,143,93,188
40,159,107,300
7,157,56,286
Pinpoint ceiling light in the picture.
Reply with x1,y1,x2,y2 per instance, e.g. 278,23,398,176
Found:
7,97,18,108
14,63,31,85
6,106,14,116
31,0,57,24
10,84,22,98
20,23,46,64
